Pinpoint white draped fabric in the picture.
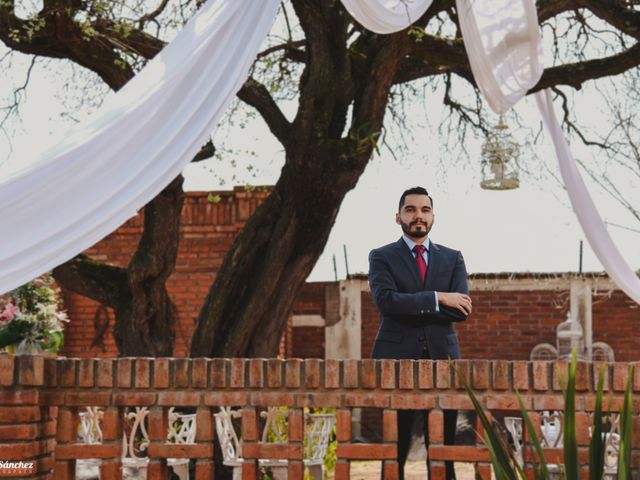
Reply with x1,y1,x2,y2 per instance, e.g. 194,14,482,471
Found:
0,0,280,294
0,0,638,304
535,91,640,304
340,0,433,34
456,0,543,114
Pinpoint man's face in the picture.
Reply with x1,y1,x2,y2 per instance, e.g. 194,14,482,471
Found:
396,194,434,241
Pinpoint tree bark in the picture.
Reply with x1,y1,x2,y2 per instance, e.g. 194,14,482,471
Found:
54,176,184,356
191,1,409,357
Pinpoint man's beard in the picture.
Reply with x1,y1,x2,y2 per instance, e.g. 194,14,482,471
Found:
400,220,431,240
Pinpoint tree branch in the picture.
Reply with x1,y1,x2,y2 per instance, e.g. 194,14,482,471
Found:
532,41,640,91
236,77,291,147
53,255,129,306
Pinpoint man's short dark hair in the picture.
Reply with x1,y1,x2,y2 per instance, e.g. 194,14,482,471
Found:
399,187,433,211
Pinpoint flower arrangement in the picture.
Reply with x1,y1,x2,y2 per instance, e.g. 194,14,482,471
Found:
0,275,68,354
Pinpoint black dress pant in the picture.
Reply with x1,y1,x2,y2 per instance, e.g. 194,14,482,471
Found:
396,344,457,480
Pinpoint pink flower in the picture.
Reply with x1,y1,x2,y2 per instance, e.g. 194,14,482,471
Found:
0,303,20,325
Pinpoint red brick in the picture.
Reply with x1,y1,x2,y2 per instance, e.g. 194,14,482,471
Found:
343,360,358,388
453,360,470,389
241,407,258,441
360,359,377,389
77,358,94,388
438,394,474,410
428,410,444,443
203,392,249,407
492,360,509,390
58,359,77,387
613,363,631,392
191,358,209,389
0,405,42,423
101,408,123,441
0,353,16,387
304,359,321,388
134,358,152,389
398,360,414,389
382,410,397,442
472,360,489,390
96,359,114,388
337,443,396,459
250,392,295,407
336,410,351,442
154,358,170,388
17,355,44,386
112,392,156,406
172,358,190,388
210,358,228,388
230,358,245,388
116,358,133,388
285,359,302,388
383,461,399,480
418,360,434,389
288,408,304,442
324,359,340,389
0,390,38,405
513,361,529,391
344,392,388,408
436,361,451,389
266,359,283,388
158,392,200,406
65,392,112,406
532,361,550,391
428,445,490,461
55,443,120,459
147,443,214,458
390,394,436,410
380,360,396,389
293,392,342,408
575,361,590,392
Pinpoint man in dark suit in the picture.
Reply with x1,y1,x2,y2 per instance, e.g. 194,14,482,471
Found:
368,186,472,480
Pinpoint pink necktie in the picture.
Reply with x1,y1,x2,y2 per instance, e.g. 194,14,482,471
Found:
413,244,427,282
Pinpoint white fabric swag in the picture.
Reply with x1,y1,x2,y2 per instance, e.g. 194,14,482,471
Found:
0,0,638,304
0,0,279,294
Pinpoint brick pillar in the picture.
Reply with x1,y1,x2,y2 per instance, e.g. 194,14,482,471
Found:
0,355,55,478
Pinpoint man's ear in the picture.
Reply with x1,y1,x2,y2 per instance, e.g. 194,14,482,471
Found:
395,213,401,225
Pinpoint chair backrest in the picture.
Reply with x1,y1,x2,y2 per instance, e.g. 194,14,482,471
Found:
261,407,288,443
167,407,197,445
305,413,336,464
78,406,104,445
214,407,243,466
122,406,150,465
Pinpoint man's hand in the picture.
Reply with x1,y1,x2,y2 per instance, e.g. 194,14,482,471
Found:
437,292,473,315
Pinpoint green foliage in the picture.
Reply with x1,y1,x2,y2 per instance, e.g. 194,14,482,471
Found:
455,353,635,480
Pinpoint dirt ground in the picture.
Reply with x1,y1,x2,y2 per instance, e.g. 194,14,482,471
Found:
338,461,476,480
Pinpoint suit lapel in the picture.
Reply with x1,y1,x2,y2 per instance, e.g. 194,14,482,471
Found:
393,238,422,289
424,240,439,289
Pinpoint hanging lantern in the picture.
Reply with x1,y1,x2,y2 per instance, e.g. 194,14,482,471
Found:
480,116,520,190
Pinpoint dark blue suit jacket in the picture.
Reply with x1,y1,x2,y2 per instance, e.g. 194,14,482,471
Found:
369,238,469,360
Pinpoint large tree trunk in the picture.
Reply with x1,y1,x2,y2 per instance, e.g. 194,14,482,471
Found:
191,1,409,357
54,176,184,356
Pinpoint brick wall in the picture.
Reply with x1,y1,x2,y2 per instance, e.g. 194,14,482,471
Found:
294,275,640,361
1,355,639,479
60,187,271,358
58,189,639,361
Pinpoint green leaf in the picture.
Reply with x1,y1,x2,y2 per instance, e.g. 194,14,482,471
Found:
617,365,633,480
517,392,549,480
563,350,579,480
453,361,517,480
589,366,606,480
